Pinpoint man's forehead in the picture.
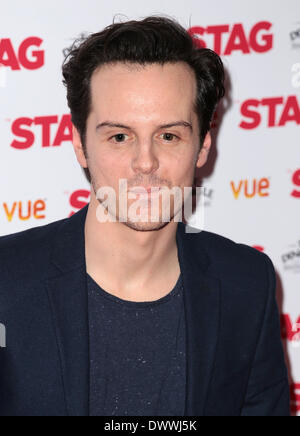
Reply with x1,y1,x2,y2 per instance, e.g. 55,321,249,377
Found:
90,62,196,113
90,60,196,88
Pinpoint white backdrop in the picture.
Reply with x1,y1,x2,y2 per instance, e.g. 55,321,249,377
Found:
0,0,299,415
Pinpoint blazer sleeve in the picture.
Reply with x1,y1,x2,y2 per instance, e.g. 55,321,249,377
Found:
241,254,291,416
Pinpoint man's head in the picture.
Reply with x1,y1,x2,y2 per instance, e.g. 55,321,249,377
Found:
62,16,225,231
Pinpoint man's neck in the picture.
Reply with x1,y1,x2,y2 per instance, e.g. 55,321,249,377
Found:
84,198,180,302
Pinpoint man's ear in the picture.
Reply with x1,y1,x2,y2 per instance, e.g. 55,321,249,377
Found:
72,125,88,169
196,131,212,168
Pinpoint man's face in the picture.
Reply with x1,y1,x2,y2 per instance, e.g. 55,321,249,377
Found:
73,61,211,231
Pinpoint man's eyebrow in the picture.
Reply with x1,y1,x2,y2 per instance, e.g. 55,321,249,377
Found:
96,121,193,132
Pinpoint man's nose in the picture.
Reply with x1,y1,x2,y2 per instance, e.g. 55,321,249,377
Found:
131,142,159,175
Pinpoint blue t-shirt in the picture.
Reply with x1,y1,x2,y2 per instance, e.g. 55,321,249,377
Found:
87,272,186,416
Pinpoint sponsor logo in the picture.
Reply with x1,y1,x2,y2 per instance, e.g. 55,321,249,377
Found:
10,114,72,149
188,21,273,55
240,96,300,129
69,189,91,217
0,37,44,70
281,241,300,274
230,178,270,199
2,200,46,222
291,169,300,198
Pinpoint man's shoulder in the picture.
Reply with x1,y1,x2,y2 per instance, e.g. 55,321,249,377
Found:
0,215,69,278
185,225,274,288
0,215,68,249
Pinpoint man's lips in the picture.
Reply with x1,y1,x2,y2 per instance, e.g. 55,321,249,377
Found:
129,187,162,194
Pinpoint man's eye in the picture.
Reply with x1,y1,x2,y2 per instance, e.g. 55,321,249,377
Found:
109,132,179,143
160,133,179,141
110,133,128,143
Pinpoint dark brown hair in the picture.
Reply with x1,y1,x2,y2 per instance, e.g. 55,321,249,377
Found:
62,15,225,183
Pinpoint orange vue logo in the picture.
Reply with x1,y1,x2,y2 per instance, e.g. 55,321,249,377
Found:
230,178,270,199
2,200,46,222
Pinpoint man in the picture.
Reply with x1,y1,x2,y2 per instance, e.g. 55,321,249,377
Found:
0,16,290,416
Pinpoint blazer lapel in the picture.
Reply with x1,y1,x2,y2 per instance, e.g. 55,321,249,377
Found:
176,223,221,416
45,205,90,416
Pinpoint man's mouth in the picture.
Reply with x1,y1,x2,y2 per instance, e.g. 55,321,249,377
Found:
129,187,162,195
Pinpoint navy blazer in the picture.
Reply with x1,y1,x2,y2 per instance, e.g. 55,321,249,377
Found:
0,204,290,416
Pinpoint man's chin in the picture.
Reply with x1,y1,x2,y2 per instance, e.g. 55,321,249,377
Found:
121,219,171,232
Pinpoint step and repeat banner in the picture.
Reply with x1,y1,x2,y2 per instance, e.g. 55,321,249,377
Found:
0,0,299,415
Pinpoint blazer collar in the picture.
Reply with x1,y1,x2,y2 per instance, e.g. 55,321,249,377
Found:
46,204,220,416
